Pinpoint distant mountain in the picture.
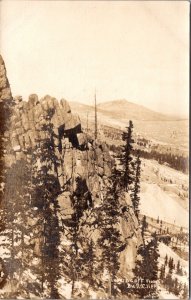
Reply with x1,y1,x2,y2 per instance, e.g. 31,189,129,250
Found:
70,99,188,152
97,99,181,121
70,99,182,122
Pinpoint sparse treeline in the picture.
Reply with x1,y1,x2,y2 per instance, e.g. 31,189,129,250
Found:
0,118,143,298
135,149,188,174
108,144,188,174
159,255,188,299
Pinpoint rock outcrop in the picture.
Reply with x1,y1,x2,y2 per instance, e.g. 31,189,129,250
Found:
0,55,142,289
0,55,12,103
0,55,14,206
10,94,81,151
8,93,115,197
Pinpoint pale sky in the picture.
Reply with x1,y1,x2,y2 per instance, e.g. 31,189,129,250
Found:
0,1,189,117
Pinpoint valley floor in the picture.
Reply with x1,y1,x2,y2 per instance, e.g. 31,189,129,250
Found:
140,159,189,228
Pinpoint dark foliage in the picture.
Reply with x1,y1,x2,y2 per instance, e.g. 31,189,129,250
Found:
135,149,188,174
131,152,141,217
118,120,134,191
133,233,159,298
98,167,123,297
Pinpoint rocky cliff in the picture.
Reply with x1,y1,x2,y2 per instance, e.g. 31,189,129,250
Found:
0,56,14,209
0,55,142,297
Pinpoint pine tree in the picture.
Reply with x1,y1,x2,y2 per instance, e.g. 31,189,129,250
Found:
148,233,159,281
30,109,62,298
178,282,183,295
168,257,174,274
60,177,95,297
0,159,35,297
119,120,134,191
98,167,123,297
176,260,180,274
182,283,188,299
141,215,148,244
159,264,165,282
78,238,101,289
133,233,159,298
81,239,95,286
61,208,79,298
130,152,141,218
173,278,180,296
165,273,173,293
164,254,168,266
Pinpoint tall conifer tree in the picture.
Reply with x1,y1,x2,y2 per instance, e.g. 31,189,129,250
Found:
98,167,123,297
0,159,35,297
133,233,159,298
131,152,141,217
31,108,61,298
119,120,134,191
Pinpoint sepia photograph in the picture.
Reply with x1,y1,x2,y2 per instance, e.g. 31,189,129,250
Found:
0,1,189,299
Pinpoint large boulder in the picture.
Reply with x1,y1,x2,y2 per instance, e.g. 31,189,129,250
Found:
65,114,81,131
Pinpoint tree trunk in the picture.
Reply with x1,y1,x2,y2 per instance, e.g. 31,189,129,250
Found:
71,277,75,298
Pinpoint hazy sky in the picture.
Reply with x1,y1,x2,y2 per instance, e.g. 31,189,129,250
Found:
1,1,189,116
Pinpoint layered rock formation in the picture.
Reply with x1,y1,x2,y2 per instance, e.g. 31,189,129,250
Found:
0,56,14,209
10,94,81,151
8,92,114,195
